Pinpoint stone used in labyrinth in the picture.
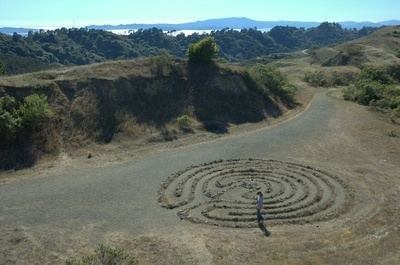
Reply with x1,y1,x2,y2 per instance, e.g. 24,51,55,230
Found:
158,159,353,228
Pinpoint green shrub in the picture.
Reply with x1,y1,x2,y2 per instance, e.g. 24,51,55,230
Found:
0,94,55,169
249,64,296,106
360,66,393,84
176,114,194,133
250,64,286,90
304,70,358,88
304,71,329,87
188,37,219,63
387,64,400,82
343,65,400,117
352,66,400,107
66,244,136,265
176,114,191,127
0,96,21,138
353,80,383,105
330,71,358,86
0,94,52,138
18,94,53,126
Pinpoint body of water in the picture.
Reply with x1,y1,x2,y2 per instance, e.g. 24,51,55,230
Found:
108,28,271,36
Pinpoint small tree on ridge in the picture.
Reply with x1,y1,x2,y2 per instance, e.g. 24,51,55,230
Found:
188,37,219,63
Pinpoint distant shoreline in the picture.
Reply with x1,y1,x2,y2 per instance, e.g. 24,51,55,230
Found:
1,17,399,36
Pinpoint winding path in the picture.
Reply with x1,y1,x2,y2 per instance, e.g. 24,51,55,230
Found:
1,91,399,264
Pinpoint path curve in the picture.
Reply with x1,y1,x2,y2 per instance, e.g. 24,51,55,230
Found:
1,91,399,265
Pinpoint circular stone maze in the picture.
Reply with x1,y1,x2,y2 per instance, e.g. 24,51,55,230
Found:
158,159,354,228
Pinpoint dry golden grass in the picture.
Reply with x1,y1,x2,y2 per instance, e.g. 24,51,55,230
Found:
312,26,400,68
116,113,148,139
0,58,170,88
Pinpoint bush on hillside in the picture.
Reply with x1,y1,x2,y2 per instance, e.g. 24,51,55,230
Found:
188,37,219,63
387,64,400,82
18,94,53,126
65,244,137,265
176,114,194,133
0,94,54,169
359,66,393,84
0,96,21,139
0,94,53,138
304,70,358,87
351,80,385,105
249,64,296,107
329,71,355,86
343,65,400,116
304,71,329,87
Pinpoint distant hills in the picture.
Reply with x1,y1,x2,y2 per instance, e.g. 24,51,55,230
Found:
0,27,38,35
89,17,400,31
87,17,321,31
1,17,400,35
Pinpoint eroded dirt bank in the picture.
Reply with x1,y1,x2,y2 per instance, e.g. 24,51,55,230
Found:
0,58,291,169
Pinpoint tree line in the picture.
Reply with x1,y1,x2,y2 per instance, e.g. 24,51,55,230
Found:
0,22,378,74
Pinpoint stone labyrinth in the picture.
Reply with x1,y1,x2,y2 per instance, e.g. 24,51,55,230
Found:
158,159,353,228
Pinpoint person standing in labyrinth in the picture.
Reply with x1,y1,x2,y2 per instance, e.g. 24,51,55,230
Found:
256,191,264,223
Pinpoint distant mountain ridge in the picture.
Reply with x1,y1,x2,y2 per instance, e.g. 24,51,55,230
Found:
90,17,400,30
1,17,400,35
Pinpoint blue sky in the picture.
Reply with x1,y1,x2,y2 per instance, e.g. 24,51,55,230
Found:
1,0,399,27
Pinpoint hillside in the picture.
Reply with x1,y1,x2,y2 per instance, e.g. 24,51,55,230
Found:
0,57,294,169
311,26,400,67
0,23,376,75
304,26,400,124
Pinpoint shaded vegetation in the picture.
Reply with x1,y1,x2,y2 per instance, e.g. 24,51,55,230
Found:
176,114,194,133
0,94,52,139
0,94,55,169
0,22,377,74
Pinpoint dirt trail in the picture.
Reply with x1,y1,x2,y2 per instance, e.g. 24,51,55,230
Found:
1,90,399,264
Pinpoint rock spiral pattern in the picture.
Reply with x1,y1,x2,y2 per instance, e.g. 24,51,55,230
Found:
158,159,352,228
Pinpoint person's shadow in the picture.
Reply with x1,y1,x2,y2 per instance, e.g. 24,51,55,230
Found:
258,222,271,237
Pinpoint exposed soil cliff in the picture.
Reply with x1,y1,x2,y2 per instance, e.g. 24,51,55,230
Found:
0,58,290,169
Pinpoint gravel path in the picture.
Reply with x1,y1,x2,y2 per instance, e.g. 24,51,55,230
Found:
1,91,399,265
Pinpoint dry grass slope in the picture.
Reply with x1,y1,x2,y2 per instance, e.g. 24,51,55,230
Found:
311,26,400,68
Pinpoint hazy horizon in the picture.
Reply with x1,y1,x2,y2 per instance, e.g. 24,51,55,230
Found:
1,0,400,28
